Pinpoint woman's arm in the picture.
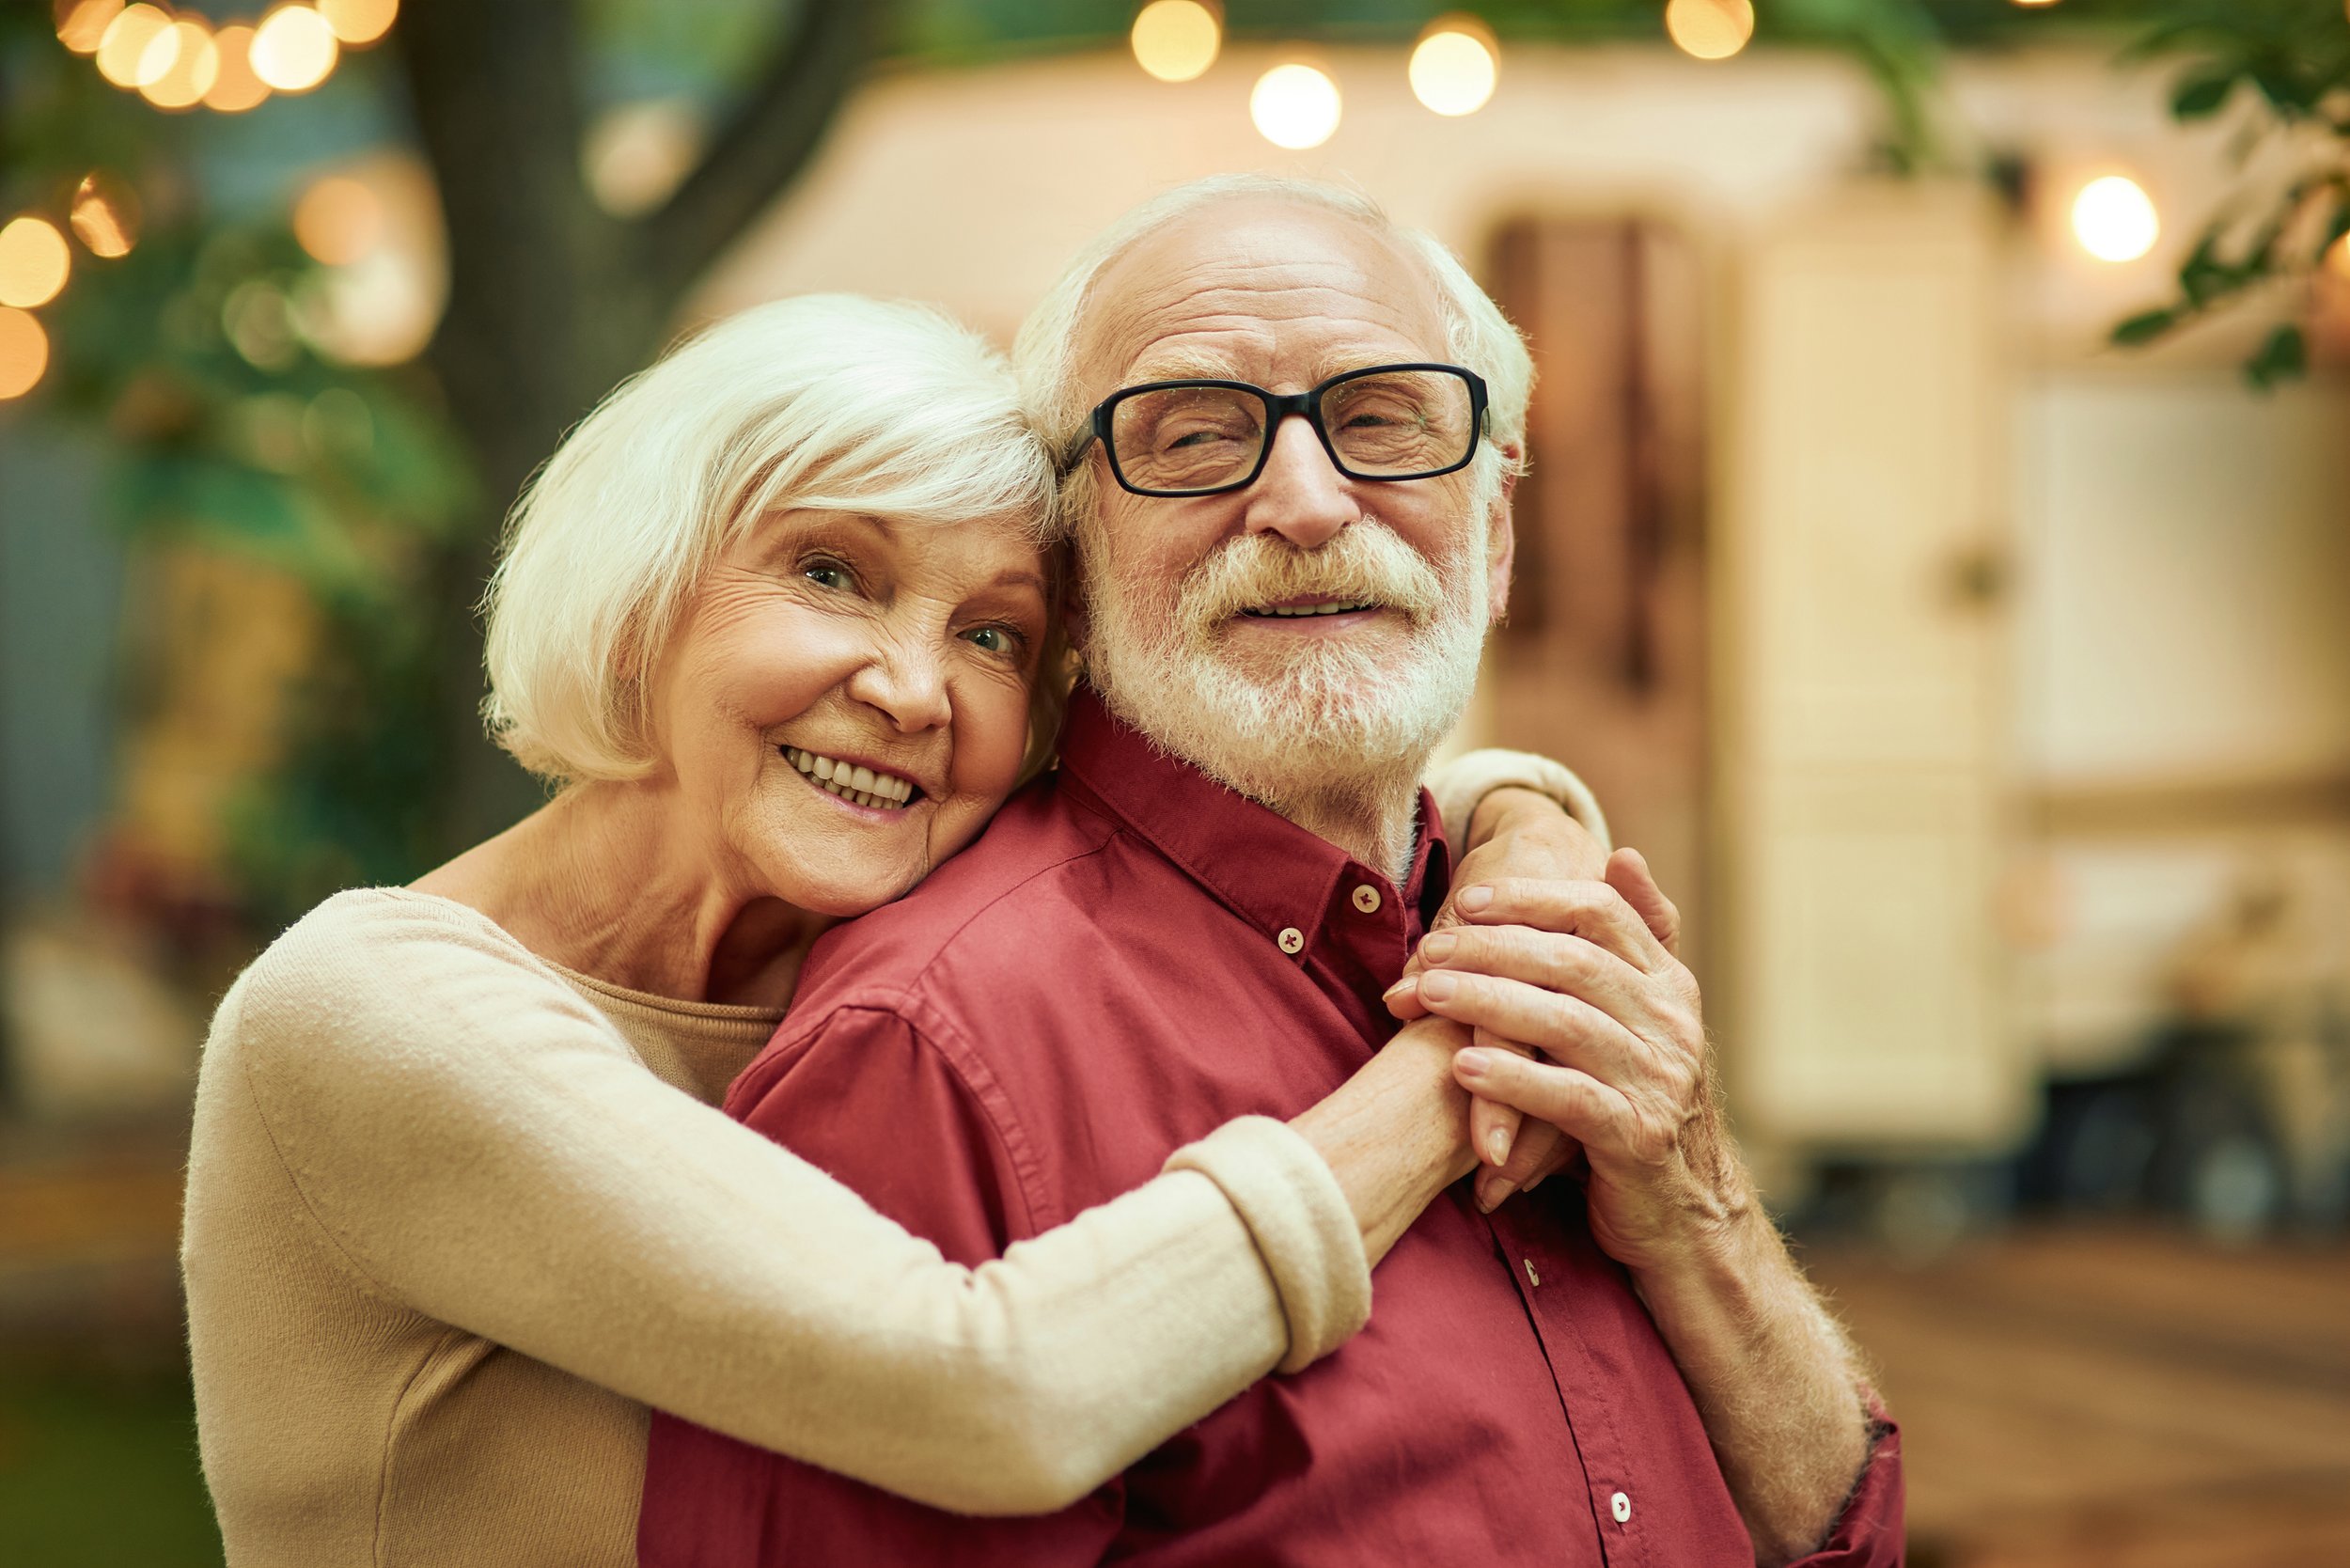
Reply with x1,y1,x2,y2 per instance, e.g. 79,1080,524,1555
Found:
216,894,1473,1515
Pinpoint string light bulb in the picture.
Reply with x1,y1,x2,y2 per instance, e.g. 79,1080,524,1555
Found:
2071,175,2159,262
139,18,221,109
0,307,50,400
1130,1,1219,84
55,0,125,54
70,174,139,259
1665,0,1754,61
1250,63,1341,150
317,0,397,45
205,24,271,111
0,217,72,309
251,4,339,94
1409,16,1498,117
93,4,171,87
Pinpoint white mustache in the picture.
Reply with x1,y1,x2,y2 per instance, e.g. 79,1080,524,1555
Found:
1173,523,1445,640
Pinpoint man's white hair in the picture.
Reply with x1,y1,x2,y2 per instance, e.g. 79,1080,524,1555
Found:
484,294,1054,783
1010,173,1535,530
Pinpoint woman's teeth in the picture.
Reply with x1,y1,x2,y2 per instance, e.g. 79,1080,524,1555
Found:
782,746,917,811
1243,601,1376,618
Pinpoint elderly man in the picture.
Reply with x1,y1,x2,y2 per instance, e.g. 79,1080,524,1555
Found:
639,176,1902,1566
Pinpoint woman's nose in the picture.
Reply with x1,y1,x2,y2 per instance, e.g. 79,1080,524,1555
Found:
1242,416,1356,551
845,644,952,734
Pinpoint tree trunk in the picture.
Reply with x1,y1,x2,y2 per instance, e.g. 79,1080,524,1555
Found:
392,0,884,845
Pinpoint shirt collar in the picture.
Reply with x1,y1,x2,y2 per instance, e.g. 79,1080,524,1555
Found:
1056,684,1451,949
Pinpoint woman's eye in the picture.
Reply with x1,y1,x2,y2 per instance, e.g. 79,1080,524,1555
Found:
802,558,855,591
963,625,1019,656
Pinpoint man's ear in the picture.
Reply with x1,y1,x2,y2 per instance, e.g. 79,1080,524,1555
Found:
1485,443,1522,625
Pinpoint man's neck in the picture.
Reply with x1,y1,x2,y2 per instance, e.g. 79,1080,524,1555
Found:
1264,766,1428,887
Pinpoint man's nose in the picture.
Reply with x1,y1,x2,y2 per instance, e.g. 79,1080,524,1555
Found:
846,640,952,734
1242,415,1356,551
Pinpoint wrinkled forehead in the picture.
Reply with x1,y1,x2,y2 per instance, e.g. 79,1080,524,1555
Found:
1076,197,1451,402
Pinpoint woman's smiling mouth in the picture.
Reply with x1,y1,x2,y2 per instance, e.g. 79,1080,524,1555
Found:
781,745,923,811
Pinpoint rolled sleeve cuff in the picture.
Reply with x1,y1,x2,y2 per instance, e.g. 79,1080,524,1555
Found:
1426,748,1612,855
1162,1115,1372,1374
1785,1402,1906,1568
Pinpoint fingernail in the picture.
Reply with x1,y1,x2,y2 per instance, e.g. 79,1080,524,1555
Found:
1458,885,1493,913
1418,971,1459,1003
1382,976,1418,1003
1454,1047,1493,1079
1420,931,1458,964
1524,1172,1547,1193
1483,1178,1519,1209
1484,1128,1511,1165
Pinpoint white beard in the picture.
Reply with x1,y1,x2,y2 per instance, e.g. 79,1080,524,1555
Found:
1078,517,1489,819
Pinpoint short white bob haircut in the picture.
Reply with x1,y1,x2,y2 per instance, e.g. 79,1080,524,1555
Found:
484,295,1055,784
1011,174,1536,522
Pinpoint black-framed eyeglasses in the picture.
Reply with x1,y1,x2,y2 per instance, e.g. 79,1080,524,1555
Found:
1068,362,1489,499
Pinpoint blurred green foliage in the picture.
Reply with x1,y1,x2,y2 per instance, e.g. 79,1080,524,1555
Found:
0,1372,224,1568
2107,0,2350,387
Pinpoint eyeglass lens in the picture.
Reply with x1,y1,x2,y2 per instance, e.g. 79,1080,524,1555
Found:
1108,368,1476,495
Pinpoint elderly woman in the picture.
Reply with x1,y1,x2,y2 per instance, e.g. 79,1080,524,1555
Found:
181,296,1609,1567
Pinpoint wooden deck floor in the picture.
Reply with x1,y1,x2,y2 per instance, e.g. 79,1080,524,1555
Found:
1808,1227,2350,1568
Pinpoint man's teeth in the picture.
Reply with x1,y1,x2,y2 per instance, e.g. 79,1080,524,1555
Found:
781,746,917,810
1243,601,1377,619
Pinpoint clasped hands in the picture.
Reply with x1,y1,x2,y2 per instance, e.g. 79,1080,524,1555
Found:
1388,791,1740,1273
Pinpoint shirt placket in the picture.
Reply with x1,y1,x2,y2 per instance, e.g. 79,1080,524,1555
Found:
1489,1202,1651,1568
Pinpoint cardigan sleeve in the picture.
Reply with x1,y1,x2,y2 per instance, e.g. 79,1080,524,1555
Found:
1425,747,1612,855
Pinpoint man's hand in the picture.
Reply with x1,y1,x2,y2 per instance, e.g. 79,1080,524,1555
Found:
1389,847,1741,1274
1408,788,1612,1205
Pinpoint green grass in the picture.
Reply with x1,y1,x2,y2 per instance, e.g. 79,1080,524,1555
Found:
0,1371,225,1568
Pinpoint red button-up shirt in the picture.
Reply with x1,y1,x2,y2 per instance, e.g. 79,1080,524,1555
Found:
640,686,1904,1567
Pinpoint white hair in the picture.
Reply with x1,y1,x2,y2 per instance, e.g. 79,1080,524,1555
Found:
482,295,1055,783
1010,173,1536,531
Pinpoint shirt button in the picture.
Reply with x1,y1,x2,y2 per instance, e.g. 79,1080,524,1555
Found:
1277,927,1305,955
1610,1491,1632,1524
1523,1258,1541,1288
1351,884,1382,915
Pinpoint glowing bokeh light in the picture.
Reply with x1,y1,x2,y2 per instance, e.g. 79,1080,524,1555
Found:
252,5,339,93
2326,233,2350,281
1250,63,1341,150
2071,176,2159,262
70,173,139,258
0,218,72,309
293,176,384,265
55,0,125,55
0,308,50,400
1131,1,1219,84
205,25,271,112
1665,0,1754,61
94,4,172,87
140,19,221,108
584,100,707,218
1409,20,1498,117
318,0,398,45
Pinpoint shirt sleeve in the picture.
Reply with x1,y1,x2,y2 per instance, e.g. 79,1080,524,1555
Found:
1783,1404,1905,1568
225,896,1364,1516
1424,747,1613,854
637,1003,1126,1567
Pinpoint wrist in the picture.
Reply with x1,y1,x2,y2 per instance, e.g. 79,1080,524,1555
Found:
1466,786,1559,849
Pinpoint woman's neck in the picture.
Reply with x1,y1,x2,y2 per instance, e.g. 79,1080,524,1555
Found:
412,780,834,1010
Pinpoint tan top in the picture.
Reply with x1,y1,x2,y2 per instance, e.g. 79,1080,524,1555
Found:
180,753,1604,1568
183,890,1367,1567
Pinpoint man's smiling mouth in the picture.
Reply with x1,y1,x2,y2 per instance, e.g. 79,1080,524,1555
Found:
1239,597,1380,619
782,746,922,811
